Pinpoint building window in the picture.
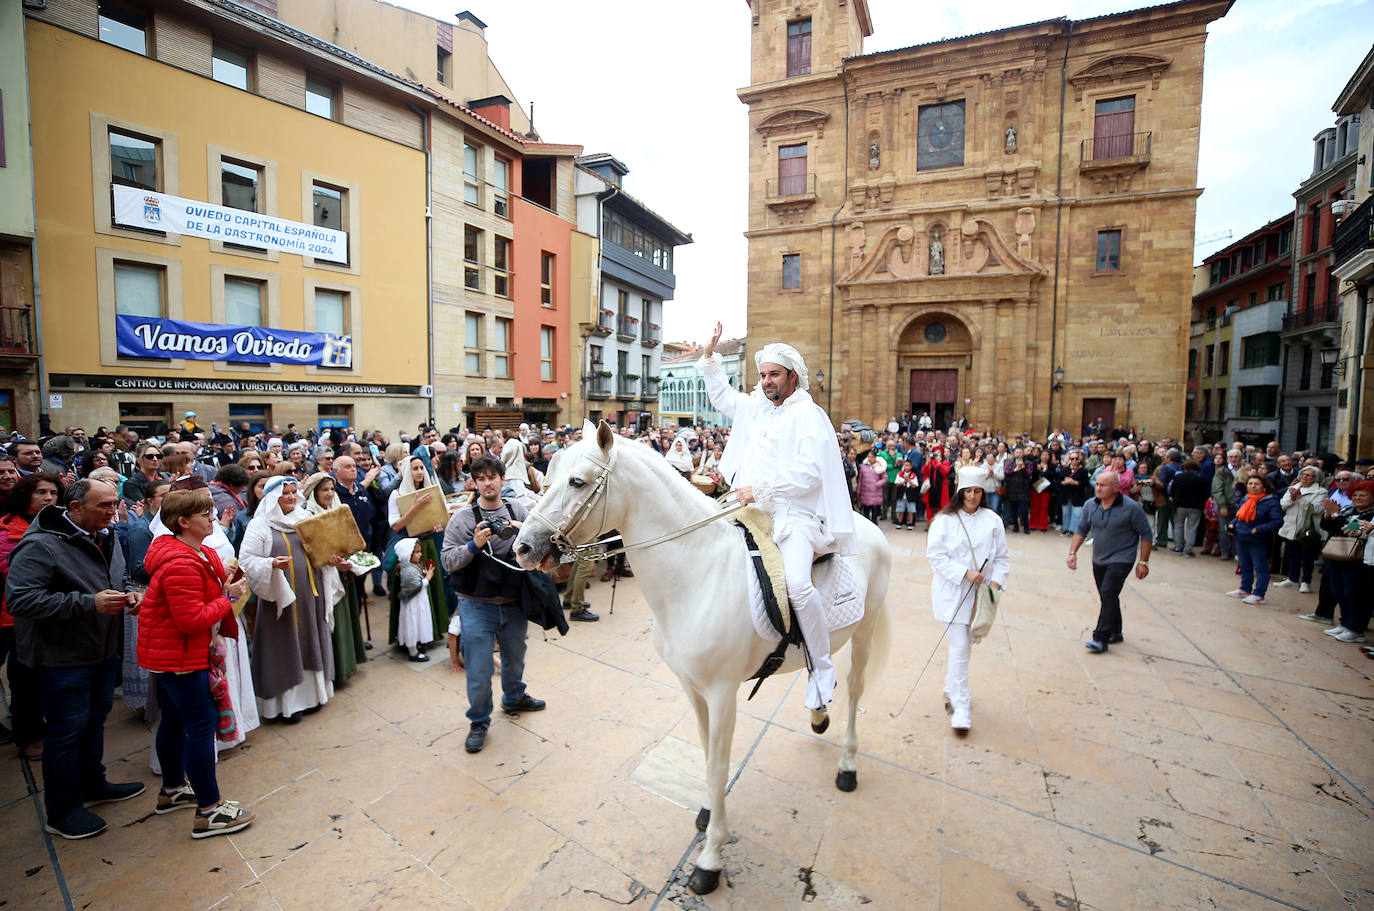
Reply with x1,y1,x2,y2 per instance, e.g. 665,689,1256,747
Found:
1095,230,1121,272
220,159,260,213
1295,407,1310,449
1309,204,1322,253
1188,349,1197,379
114,261,164,317
110,128,158,192
917,101,966,170
224,277,264,326
1238,386,1278,418
1218,339,1231,374
464,312,482,374
98,1,148,55
778,143,808,195
1204,343,1214,377
119,402,172,437
305,76,335,120
600,209,673,270
311,181,347,265
1303,272,1317,310
318,403,351,428
1202,388,1212,420
493,317,511,378
437,46,450,85
1242,333,1280,368
314,288,347,337
493,237,510,297
464,226,482,290
463,144,480,206
1217,388,1227,420
541,327,555,381
1248,291,1257,307
212,42,251,90
493,158,509,218
786,18,811,77
1267,281,1285,301
1300,346,1313,390
782,253,801,289
541,252,555,307
1093,96,1136,159
1278,224,1292,255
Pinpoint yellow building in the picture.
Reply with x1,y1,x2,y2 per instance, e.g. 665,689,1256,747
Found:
0,0,39,434
25,0,430,436
740,0,1230,436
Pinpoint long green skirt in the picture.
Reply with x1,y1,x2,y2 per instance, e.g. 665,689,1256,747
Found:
331,581,368,684
388,533,450,647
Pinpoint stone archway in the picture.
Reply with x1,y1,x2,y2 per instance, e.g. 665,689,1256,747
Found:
896,312,973,431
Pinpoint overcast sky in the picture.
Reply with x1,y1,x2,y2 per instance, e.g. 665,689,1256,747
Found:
400,0,1372,344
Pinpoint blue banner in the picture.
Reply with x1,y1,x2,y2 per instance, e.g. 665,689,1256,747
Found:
115,315,352,367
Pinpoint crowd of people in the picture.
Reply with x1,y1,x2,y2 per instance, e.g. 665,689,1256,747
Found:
2,404,1371,839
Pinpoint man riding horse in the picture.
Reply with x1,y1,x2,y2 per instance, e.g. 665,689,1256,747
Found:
698,323,856,711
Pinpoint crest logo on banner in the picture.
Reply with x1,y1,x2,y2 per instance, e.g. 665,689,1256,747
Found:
323,335,353,368
143,196,161,224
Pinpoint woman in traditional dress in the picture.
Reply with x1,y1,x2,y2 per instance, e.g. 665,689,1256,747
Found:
240,477,338,722
926,467,1010,733
387,455,449,652
498,438,538,508
392,537,435,662
299,472,369,686
665,436,694,478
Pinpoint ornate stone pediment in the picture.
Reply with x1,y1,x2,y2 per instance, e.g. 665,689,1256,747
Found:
1068,54,1170,100
840,210,1046,285
754,107,831,144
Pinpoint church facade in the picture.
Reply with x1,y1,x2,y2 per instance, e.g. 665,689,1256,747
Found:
740,0,1231,436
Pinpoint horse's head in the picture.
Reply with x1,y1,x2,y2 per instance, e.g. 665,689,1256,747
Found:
515,420,625,571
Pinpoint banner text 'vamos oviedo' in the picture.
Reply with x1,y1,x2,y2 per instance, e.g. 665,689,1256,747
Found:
115,315,353,368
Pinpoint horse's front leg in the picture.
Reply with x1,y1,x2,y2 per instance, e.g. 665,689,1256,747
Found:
688,682,738,895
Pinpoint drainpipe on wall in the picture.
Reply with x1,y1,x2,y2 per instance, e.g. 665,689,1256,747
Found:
22,8,49,435
825,65,850,419
1046,22,1074,440
407,103,435,429
1351,282,1368,458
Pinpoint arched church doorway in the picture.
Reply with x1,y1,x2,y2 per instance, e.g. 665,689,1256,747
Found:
897,313,973,431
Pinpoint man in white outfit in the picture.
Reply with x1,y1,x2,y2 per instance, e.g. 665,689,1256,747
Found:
697,323,856,711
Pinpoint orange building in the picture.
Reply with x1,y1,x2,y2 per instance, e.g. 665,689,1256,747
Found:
509,189,574,423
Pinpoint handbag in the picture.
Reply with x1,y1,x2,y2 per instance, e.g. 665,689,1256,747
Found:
1295,504,1325,552
1321,535,1363,562
1033,476,1051,494
920,478,931,495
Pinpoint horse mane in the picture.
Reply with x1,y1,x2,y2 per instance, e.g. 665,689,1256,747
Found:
605,436,719,515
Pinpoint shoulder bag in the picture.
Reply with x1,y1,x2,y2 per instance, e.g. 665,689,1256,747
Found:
1321,534,1363,562
958,515,1000,644
1295,502,1325,552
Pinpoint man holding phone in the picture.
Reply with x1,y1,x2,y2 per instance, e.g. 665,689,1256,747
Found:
440,455,545,754
6,479,145,839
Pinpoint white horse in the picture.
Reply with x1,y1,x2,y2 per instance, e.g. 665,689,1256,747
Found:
515,421,891,895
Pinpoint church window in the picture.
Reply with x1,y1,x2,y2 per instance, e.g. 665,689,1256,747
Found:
917,101,965,170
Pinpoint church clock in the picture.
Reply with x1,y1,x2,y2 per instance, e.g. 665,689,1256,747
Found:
917,100,966,171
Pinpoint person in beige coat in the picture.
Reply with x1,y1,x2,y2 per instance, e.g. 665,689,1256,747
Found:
1273,466,1325,593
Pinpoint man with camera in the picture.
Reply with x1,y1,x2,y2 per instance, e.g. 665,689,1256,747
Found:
440,455,546,754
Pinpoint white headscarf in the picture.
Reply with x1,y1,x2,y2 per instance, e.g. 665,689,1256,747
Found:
300,472,340,516
665,437,693,474
394,537,419,565
754,342,810,392
500,438,530,492
397,454,437,497
256,475,306,531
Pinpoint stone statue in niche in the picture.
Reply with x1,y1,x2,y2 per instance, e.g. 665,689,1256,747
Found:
1005,124,1017,152
929,233,945,275
869,139,881,170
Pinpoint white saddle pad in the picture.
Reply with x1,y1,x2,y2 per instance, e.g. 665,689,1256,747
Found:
747,549,866,643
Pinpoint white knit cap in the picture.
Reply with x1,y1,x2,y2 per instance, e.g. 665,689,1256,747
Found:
754,343,809,391
955,466,984,493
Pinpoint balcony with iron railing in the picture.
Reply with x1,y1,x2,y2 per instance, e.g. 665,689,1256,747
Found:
1080,132,1152,170
642,378,660,400
1282,300,1340,332
617,314,639,342
0,306,37,357
618,375,639,398
1332,194,1374,269
643,323,661,347
587,372,612,399
591,309,614,337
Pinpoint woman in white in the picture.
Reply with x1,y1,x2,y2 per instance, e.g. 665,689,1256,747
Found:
665,436,694,477
1273,465,1325,593
300,472,370,684
925,466,1011,732
499,437,538,508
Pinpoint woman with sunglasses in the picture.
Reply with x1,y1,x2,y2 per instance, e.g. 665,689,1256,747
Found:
123,444,169,505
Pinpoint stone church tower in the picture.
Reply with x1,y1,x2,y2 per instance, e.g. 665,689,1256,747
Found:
739,0,1231,436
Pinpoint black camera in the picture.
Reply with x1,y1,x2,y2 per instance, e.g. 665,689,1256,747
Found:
484,516,518,539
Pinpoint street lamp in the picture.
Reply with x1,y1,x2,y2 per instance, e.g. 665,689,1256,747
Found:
1320,346,1346,377
815,368,825,391
1052,365,1065,390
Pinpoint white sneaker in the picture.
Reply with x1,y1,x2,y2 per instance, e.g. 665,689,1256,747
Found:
1299,582,1312,594
1225,589,1248,598
1324,626,1347,638
950,706,971,732
1242,595,1267,605
1334,628,1366,643
1272,579,1296,589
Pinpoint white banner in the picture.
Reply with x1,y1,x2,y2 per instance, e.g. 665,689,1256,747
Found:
112,185,348,263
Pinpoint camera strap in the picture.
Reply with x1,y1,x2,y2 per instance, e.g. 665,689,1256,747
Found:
470,499,525,573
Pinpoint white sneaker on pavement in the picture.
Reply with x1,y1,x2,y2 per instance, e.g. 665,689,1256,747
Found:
1242,595,1266,605
1272,579,1296,589
1299,582,1312,594
950,706,971,732
1225,589,1248,598
1324,626,1348,638
1334,628,1366,643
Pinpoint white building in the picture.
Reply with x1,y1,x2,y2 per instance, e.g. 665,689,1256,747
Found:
659,338,747,428
1225,301,1287,443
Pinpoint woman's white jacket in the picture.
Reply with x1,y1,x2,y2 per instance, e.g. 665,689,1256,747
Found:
926,507,1011,623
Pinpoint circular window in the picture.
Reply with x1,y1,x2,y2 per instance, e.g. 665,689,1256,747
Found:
924,322,947,344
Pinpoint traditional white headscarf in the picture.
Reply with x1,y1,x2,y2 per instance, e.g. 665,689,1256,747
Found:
500,438,530,496
665,436,693,474
394,537,419,565
754,342,810,392
255,476,306,531
300,472,340,516
397,454,438,497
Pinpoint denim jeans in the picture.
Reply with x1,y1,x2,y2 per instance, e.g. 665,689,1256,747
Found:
1007,500,1030,533
1091,561,1131,642
154,670,220,808
456,596,529,726
34,654,120,817
987,491,1003,519
1062,503,1081,537
1235,534,1271,597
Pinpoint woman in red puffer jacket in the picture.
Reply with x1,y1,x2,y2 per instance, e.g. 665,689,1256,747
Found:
137,489,255,839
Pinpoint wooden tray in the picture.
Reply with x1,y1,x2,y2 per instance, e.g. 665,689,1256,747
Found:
294,508,367,567
396,484,449,537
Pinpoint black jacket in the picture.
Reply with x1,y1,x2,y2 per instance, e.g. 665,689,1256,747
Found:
6,505,130,668
1168,470,1210,510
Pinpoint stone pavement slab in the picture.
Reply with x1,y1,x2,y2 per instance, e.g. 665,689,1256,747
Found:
1,526,1371,910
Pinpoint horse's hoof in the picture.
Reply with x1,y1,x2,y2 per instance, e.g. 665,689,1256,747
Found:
688,865,721,895
811,713,830,735
695,807,710,831
836,770,858,792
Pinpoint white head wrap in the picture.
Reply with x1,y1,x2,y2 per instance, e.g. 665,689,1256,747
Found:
256,475,306,531
955,466,985,493
394,537,419,564
300,471,339,515
397,454,437,497
665,437,693,474
754,343,809,392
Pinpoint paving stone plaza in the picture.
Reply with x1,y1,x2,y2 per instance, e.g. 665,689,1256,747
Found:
2,526,1371,910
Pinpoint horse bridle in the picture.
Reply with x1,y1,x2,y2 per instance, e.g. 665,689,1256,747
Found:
523,444,749,563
